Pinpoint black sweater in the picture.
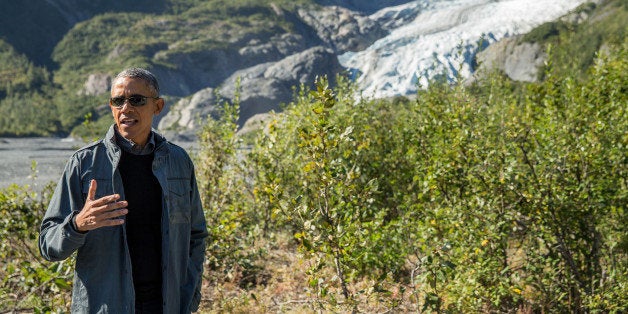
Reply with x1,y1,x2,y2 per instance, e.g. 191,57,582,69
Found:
119,151,163,302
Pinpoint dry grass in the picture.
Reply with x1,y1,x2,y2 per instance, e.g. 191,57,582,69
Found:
197,233,420,313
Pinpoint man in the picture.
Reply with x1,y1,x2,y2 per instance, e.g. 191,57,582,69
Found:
39,67,208,313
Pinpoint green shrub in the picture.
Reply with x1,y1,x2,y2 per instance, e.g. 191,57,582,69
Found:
0,183,72,312
194,43,627,312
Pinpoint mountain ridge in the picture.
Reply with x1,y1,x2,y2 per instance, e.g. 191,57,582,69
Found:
0,0,624,138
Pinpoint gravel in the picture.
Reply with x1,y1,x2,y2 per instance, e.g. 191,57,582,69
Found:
0,137,199,191
0,137,83,190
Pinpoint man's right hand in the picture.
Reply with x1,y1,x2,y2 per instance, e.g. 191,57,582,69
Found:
74,179,128,232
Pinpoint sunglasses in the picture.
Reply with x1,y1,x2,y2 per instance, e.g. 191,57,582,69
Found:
110,95,160,108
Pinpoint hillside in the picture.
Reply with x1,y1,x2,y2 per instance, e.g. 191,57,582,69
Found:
0,0,376,136
0,0,625,138
0,0,171,68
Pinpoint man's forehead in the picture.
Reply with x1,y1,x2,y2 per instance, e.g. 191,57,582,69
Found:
111,77,152,94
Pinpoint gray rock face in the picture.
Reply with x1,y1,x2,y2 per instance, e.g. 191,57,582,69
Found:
81,73,111,96
149,5,379,98
152,49,239,97
161,88,217,128
159,46,342,137
156,5,369,137
239,33,308,63
148,33,308,98
157,87,219,141
475,36,546,82
227,46,342,125
502,42,545,82
297,6,386,52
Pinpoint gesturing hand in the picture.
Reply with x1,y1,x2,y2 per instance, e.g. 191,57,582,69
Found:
74,179,128,232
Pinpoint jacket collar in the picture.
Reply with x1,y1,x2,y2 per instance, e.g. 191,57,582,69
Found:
104,124,169,159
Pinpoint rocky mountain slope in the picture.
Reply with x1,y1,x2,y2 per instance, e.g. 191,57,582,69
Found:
160,0,598,139
0,0,620,139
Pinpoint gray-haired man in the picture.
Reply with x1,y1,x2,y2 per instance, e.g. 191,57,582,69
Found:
39,67,208,313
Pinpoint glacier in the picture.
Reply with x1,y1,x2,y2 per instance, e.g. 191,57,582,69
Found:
338,0,591,99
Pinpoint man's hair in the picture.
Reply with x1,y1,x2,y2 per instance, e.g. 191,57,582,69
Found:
112,67,160,96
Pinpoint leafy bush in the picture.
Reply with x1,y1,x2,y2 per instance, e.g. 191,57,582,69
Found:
0,183,72,312
196,42,627,312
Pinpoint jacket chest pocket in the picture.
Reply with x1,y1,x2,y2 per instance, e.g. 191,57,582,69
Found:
81,178,113,203
168,178,191,224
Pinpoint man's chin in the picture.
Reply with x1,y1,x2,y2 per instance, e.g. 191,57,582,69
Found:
117,127,136,140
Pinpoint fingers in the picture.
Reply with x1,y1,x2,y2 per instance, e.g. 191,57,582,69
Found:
76,205,128,231
93,198,127,211
87,179,97,201
87,181,124,208
89,200,128,222
78,180,130,231
87,180,124,208
100,208,128,220
88,193,126,215
99,217,126,227
96,208,127,227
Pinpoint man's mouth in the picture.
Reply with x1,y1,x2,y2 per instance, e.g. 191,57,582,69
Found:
120,117,138,126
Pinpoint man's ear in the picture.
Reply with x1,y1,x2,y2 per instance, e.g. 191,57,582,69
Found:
154,98,165,115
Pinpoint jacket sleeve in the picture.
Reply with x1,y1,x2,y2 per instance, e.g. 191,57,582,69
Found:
185,166,208,312
39,155,88,261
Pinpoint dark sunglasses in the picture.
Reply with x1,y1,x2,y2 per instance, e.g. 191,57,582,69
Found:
110,95,160,108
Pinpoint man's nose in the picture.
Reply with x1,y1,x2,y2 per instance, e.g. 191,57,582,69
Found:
119,101,134,112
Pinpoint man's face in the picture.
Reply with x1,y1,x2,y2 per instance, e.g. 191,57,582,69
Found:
110,77,164,146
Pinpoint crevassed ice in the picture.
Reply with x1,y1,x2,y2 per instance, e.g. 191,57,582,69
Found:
338,0,590,99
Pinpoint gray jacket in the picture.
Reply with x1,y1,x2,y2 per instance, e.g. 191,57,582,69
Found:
39,125,208,313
